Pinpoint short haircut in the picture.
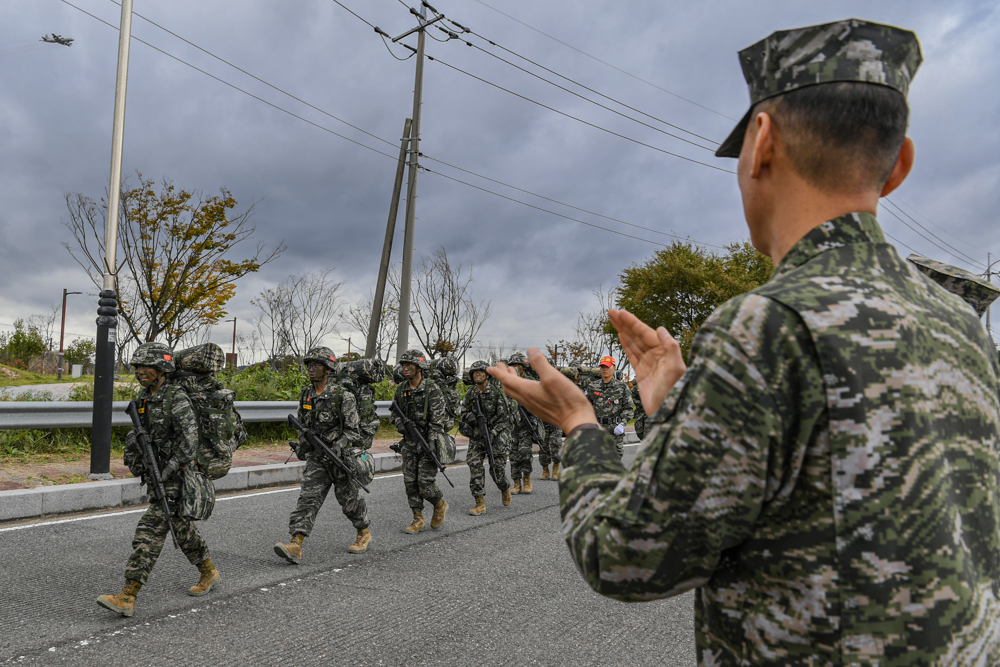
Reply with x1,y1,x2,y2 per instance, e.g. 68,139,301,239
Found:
757,82,909,193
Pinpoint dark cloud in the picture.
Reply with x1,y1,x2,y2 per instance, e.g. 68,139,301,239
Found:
1,0,997,357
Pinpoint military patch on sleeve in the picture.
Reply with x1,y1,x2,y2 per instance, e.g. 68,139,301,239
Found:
303,404,312,410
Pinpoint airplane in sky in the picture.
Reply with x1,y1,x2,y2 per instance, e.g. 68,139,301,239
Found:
41,34,73,46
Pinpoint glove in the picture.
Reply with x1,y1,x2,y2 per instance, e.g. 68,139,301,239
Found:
613,424,625,436
160,459,180,482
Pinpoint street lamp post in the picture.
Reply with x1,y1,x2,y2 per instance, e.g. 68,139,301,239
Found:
57,289,83,381
224,318,237,368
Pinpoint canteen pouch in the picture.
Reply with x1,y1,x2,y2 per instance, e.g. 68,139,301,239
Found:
178,468,216,521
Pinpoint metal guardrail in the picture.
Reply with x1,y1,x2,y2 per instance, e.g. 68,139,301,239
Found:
0,401,392,430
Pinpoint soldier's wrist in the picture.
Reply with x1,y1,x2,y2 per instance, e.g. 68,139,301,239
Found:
565,423,602,437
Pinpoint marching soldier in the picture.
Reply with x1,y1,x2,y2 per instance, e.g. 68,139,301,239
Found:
538,421,562,481
506,352,542,494
274,346,370,561
391,349,450,533
585,356,634,457
97,343,219,617
458,360,513,514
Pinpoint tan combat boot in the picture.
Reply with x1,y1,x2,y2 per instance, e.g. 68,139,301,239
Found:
468,496,486,516
540,465,550,480
523,474,533,494
551,462,560,480
189,558,220,596
511,476,522,494
501,488,512,506
274,533,305,564
97,580,141,617
405,510,425,534
348,528,372,553
430,499,449,529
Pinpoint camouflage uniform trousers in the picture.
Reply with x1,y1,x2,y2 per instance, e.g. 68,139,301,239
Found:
509,430,535,479
125,485,209,586
401,445,444,510
633,415,648,442
289,457,370,535
611,433,625,458
539,423,562,467
467,438,510,497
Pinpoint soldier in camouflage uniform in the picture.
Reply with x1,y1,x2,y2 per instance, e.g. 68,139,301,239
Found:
505,352,542,494
490,20,1000,666
585,356,633,457
538,421,562,481
97,343,219,618
391,349,450,533
458,360,513,514
630,382,647,441
274,347,370,561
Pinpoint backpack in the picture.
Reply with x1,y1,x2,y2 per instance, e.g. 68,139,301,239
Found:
427,356,461,420
171,343,246,480
336,358,387,448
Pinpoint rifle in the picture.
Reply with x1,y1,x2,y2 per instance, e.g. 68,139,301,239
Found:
125,400,179,550
517,405,543,447
287,414,370,494
473,392,500,486
390,400,455,488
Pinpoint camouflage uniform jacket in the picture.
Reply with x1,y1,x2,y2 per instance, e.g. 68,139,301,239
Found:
124,383,200,486
297,381,363,453
392,376,450,446
560,213,1000,666
459,380,514,447
585,377,634,430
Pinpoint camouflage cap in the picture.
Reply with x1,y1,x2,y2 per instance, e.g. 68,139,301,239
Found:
469,360,489,374
505,352,529,368
716,19,922,158
907,255,1000,318
129,342,175,373
303,346,339,371
398,349,429,370
173,343,225,374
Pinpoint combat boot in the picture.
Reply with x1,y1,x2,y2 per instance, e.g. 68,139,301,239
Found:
523,474,533,494
468,496,486,516
501,488,512,506
96,580,141,617
430,498,449,529
274,533,305,564
551,462,560,480
540,465,550,480
189,558,220,596
349,528,372,553
511,477,522,494
405,510,425,534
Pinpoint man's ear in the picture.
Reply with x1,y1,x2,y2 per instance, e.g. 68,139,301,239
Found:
749,111,775,179
881,137,914,197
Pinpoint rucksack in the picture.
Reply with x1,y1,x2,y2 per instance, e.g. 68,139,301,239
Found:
171,343,246,480
336,358,387,448
427,356,461,420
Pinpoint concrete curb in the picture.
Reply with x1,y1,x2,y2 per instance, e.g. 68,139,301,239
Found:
0,433,639,523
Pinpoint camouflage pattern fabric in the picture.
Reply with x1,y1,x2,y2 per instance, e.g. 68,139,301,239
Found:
129,342,175,373
173,343,226,374
559,213,1000,666
171,372,242,480
585,377,634,457
392,377,450,508
459,379,513,496
630,384,648,441
539,421,562,467
122,382,209,585
288,458,369,534
717,20,923,157
907,254,1000,318
509,404,541,478
297,380,363,453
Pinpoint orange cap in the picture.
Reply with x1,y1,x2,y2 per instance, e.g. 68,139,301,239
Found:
599,355,615,367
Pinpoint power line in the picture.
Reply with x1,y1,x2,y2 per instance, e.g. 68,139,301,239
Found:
466,0,737,121
879,202,983,269
426,54,734,174
883,196,984,267
890,196,984,255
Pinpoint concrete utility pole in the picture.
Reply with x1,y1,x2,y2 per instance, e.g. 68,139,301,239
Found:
58,289,83,381
90,0,134,480
365,117,412,360
391,4,444,360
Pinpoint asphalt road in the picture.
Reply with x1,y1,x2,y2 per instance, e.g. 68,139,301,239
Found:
0,450,696,666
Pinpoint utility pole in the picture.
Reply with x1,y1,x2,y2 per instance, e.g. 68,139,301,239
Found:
365,117,412,360
226,317,237,355
90,0,134,480
58,289,83,381
390,3,444,360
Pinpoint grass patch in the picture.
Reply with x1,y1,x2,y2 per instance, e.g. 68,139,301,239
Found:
0,364,83,387
0,426,129,462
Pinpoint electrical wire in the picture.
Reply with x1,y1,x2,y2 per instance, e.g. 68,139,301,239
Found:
890,196,983,255
426,55,734,174
882,197,984,267
466,0,736,121
879,202,983,269
329,0,377,29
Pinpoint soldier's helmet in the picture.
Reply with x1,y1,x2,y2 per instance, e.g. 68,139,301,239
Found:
303,346,339,371
505,352,529,368
398,349,429,370
469,360,490,374
129,342,176,373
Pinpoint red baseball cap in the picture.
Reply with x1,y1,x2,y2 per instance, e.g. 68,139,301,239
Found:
599,356,615,367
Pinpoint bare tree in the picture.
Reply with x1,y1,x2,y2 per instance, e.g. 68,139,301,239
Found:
400,248,492,360
235,330,262,366
27,306,59,351
345,270,399,364
573,284,633,377
251,270,345,360
470,339,519,366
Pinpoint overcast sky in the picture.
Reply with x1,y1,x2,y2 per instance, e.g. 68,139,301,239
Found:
2,0,998,362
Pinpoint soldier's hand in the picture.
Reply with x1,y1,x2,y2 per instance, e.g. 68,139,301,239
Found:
608,308,686,415
613,423,626,436
488,349,597,434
